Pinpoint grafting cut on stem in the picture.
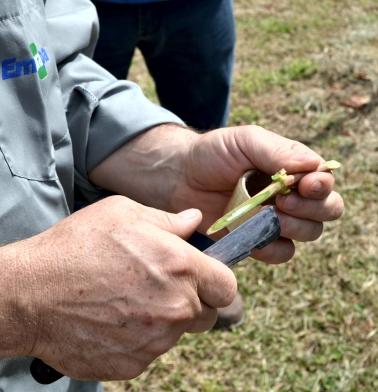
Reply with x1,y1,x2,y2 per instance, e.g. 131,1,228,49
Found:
206,160,341,235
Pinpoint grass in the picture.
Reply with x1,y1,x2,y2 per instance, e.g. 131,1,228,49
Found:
238,58,317,97
106,1,378,391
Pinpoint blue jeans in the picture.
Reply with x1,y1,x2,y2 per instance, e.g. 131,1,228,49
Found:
93,0,235,130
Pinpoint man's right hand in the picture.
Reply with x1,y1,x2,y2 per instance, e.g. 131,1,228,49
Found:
1,196,236,380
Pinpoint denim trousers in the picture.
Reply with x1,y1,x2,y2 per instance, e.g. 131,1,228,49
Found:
93,0,235,130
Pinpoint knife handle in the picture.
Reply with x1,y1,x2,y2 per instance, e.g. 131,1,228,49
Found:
204,207,280,267
30,358,63,384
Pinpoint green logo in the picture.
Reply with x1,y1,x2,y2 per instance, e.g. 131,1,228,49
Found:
29,42,48,80
1,43,49,81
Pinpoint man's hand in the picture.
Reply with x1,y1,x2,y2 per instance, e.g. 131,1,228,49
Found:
175,125,344,263
0,196,236,380
90,124,343,265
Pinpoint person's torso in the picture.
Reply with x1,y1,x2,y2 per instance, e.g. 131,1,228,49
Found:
0,1,98,391
0,0,73,246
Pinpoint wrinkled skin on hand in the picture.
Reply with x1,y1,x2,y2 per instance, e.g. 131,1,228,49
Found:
12,196,236,380
89,124,344,265
174,125,344,263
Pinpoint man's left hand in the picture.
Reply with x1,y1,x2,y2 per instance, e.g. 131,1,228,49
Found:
89,124,344,264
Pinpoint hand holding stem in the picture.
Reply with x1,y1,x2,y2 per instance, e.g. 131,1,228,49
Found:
207,160,341,235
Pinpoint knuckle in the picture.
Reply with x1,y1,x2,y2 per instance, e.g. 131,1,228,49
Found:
98,195,130,223
159,211,177,231
163,245,180,264
236,125,266,140
168,296,200,323
169,250,195,278
104,194,127,208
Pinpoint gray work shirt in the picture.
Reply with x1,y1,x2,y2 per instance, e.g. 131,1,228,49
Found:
0,0,183,390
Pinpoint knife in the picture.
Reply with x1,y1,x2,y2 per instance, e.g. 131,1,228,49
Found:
203,206,280,266
30,206,280,384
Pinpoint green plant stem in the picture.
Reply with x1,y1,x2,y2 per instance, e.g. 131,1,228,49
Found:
206,160,340,235
206,178,284,235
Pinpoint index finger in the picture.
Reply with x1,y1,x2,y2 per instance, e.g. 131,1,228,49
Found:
193,249,238,309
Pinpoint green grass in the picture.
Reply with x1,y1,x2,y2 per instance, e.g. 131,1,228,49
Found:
259,18,297,35
237,59,317,96
230,105,261,124
109,1,378,391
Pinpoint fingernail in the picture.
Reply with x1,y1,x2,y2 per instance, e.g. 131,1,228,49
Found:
178,209,200,220
311,180,323,193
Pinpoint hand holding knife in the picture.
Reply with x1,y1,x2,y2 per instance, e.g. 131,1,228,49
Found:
30,206,280,384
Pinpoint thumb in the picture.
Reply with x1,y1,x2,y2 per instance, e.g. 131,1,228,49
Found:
147,208,203,240
236,126,322,174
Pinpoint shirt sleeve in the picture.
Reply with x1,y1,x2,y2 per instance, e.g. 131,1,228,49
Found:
44,0,184,198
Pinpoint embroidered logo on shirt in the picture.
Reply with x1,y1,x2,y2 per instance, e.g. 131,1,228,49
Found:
1,43,49,81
